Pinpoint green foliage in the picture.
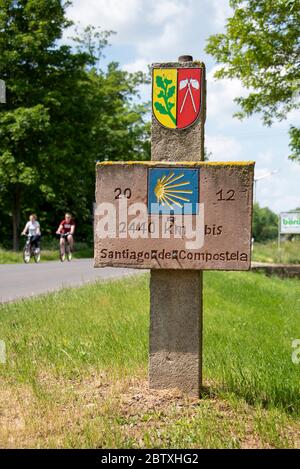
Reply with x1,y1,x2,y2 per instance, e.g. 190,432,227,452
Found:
289,126,300,161
0,105,50,187
252,202,278,242
206,0,300,161
0,1,150,249
154,75,176,124
88,61,150,163
252,238,300,264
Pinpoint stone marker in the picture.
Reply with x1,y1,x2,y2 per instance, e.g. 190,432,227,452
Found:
94,56,254,397
94,161,254,270
150,57,205,396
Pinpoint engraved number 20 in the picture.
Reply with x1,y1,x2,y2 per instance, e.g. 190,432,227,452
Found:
114,188,132,199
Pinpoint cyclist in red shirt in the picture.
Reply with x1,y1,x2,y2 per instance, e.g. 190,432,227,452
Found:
56,213,75,255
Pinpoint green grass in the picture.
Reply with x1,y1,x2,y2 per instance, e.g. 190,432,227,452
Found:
252,238,300,264
0,272,299,448
1,276,148,379
204,272,300,413
2,238,299,266
0,243,93,264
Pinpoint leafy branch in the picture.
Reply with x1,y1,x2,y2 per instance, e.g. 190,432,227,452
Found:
154,75,176,125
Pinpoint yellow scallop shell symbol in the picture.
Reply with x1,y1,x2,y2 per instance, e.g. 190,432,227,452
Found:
154,172,192,208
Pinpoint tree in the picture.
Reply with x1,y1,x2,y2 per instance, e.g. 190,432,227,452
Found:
0,0,91,249
0,2,150,250
252,203,278,242
73,25,150,164
88,63,150,163
206,0,300,161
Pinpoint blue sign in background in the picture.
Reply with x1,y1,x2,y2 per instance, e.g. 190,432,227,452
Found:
148,167,199,214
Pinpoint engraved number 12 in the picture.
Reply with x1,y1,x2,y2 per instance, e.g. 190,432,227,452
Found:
216,189,235,201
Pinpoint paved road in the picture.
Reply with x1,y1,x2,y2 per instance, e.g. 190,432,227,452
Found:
0,259,144,303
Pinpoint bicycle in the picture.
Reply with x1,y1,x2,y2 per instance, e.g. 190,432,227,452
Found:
58,233,73,262
23,235,41,264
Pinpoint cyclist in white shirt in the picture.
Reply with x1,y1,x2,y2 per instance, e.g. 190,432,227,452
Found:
21,214,41,252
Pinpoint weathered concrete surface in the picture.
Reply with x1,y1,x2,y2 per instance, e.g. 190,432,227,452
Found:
149,270,202,395
251,262,300,279
94,162,254,270
149,59,205,396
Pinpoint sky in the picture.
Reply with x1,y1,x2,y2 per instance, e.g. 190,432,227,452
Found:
65,0,300,214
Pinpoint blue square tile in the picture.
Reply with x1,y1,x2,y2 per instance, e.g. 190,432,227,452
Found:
148,167,199,214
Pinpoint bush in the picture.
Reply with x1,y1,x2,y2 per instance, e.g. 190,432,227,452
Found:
252,203,278,242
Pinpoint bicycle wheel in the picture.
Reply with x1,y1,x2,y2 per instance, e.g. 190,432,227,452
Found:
34,248,41,263
66,244,72,262
60,249,66,262
23,244,31,263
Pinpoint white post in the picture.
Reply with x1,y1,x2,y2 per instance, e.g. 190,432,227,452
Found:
0,79,6,104
278,214,281,263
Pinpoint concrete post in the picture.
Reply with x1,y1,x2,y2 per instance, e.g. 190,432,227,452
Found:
149,56,206,396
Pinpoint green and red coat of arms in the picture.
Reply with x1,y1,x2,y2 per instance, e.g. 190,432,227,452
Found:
152,67,203,130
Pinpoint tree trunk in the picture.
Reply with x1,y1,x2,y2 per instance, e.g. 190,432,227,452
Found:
12,185,21,251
